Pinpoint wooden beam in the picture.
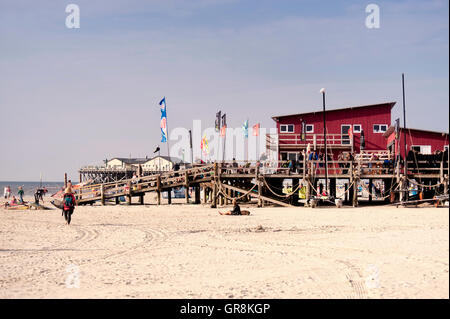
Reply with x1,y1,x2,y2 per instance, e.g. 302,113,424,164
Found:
220,182,293,207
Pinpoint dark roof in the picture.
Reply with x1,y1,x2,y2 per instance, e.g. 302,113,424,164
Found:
110,156,185,164
383,126,449,138
271,102,396,120
112,158,149,164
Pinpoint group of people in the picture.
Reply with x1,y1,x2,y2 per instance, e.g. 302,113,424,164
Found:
3,185,25,206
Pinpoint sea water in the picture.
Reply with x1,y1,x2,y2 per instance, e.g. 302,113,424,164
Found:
0,181,64,197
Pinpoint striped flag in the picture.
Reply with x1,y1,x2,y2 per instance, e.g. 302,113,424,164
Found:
159,97,168,143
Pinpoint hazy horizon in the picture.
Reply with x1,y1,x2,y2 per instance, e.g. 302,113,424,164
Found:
1,0,448,182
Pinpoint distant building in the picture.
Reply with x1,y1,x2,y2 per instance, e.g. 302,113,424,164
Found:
106,158,148,170
142,156,185,172
384,127,449,158
105,156,185,172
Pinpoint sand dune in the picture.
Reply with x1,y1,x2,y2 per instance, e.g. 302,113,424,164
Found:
0,197,448,299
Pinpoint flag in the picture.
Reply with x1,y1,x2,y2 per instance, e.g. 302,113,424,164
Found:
201,134,209,154
242,120,249,138
215,111,221,132
159,97,168,143
220,124,227,137
252,123,260,136
220,113,227,137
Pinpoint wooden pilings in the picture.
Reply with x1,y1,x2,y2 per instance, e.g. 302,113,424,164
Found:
156,175,161,205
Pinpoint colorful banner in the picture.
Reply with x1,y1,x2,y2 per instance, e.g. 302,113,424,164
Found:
159,97,168,143
201,134,209,154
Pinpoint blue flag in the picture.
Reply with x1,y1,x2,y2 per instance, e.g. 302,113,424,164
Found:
242,119,249,138
159,97,167,143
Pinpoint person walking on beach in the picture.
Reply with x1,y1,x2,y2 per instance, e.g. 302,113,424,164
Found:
18,186,24,204
4,186,8,199
4,185,11,199
62,186,76,225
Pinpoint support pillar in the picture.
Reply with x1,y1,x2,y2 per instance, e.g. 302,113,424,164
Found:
127,181,132,205
195,186,201,204
156,175,161,205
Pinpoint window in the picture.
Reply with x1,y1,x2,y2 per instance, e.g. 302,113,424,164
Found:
373,124,388,133
287,152,298,161
280,124,294,133
305,124,314,133
353,124,361,133
280,152,288,160
411,145,431,155
341,125,351,145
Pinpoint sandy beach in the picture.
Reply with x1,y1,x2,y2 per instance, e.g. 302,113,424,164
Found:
0,196,448,299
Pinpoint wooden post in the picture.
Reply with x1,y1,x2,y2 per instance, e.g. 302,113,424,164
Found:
256,165,262,207
211,163,218,208
156,175,161,205
100,184,105,205
368,179,373,203
305,174,311,207
398,174,405,203
353,175,359,207
202,186,207,204
195,186,201,204
167,188,172,205
344,182,349,203
64,173,68,189
139,193,144,205
127,181,132,205
444,175,448,196
184,171,189,204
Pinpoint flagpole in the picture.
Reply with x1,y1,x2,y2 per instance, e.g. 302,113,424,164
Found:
165,97,171,162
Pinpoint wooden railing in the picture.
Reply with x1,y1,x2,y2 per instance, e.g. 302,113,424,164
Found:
275,133,352,147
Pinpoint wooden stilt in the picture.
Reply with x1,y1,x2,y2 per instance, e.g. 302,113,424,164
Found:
100,184,105,205
195,186,201,204
211,163,218,208
167,188,172,205
127,181,132,205
202,186,207,204
156,175,161,206
185,171,189,204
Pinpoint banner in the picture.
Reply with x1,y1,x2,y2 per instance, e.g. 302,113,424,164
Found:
215,111,221,132
252,123,260,136
242,120,249,138
159,97,168,143
221,113,227,137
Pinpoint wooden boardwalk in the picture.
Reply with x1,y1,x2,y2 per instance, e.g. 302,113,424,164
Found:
72,155,449,208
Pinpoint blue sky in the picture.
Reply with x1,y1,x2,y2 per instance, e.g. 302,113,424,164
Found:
0,0,448,181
